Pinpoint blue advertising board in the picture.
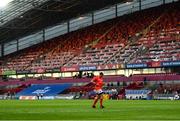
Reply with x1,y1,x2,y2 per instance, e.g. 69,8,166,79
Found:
126,63,148,68
161,61,180,67
79,65,97,71
16,84,72,96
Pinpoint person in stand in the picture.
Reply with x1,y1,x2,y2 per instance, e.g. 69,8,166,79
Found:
91,72,105,109
40,93,43,100
36,93,40,100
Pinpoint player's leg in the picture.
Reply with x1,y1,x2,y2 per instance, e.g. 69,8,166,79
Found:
92,95,99,108
100,94,104,108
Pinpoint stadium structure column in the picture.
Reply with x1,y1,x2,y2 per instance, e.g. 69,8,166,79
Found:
67,21,70,33
17,39,19,51
92,12,94,25
42,29,45,42
1,43,4,57
163,0,165,4
139,0,141,11
115,4,118,17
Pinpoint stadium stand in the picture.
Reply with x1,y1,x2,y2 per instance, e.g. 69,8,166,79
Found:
0,84,28,95
108,2,180,64
66,3,171,66
0,1,179,101
154,84,180,94
0,75,128,86
130,73,180,81
1,1,179,70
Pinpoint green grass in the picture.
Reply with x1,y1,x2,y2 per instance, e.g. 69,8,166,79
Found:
0,100,180,120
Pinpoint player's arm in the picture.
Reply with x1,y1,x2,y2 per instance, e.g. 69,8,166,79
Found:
91,77,97,84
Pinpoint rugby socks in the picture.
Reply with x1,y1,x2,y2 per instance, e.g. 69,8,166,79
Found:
92,98,98,107
100,98,103,107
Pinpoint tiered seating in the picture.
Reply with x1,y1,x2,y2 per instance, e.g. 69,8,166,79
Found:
107,43,144,64
66,3,171,66
132,2,180,63
4,38,61,70
134,28,180,63
108,2,180,64
28,21,117,69
0,75,128,86
66,44,123,66
0,84,28,95
131,73,180,81
3,15,118,70
29,52,76,69
5,49,42,70
155,84,180,94
1,2,179,70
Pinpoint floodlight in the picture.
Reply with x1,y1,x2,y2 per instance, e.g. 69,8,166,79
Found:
0,0,13,8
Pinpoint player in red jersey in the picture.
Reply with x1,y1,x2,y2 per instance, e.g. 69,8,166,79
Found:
91,72,105,108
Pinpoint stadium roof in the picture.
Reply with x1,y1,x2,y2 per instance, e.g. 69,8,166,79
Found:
0,0,125,44
0,0,48,26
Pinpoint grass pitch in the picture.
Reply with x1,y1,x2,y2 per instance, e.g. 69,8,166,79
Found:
0,100,180,120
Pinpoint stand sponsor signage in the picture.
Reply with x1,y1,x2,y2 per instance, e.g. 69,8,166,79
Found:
61,66,79,72
97,64,120,70
161,61,180,67
126,63,148,68
79,65,97,71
